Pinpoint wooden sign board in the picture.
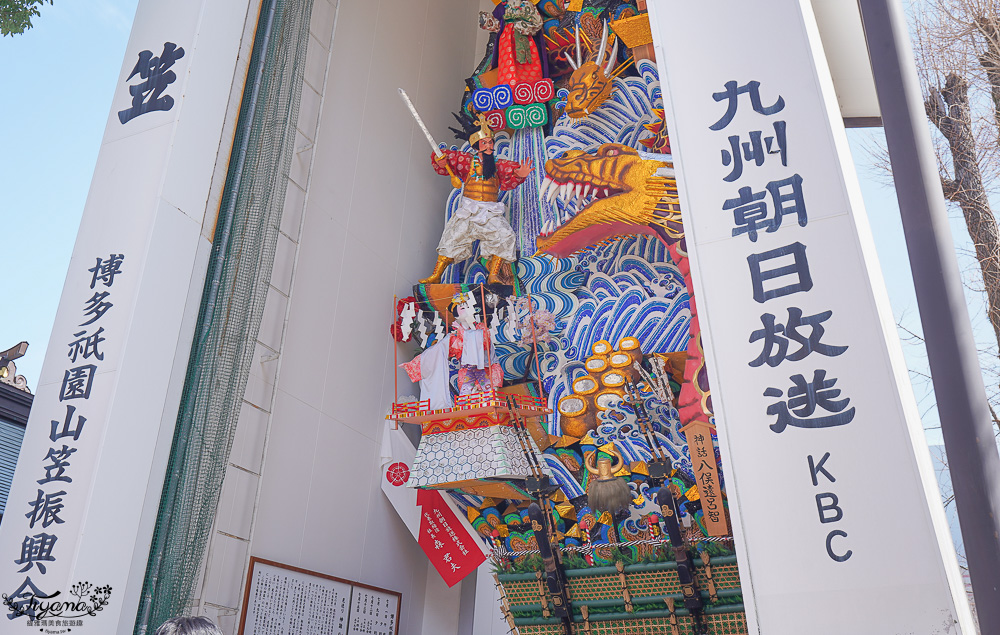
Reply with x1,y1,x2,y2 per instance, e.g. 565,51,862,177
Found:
238,558,401,635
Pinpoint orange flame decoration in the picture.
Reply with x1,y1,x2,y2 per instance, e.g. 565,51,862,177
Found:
639,108,671,154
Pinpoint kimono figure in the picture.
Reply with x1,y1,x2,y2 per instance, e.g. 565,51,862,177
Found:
481,0,546,88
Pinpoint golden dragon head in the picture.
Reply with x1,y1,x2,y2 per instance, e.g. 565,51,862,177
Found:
563,21,619,118
536,144,682,257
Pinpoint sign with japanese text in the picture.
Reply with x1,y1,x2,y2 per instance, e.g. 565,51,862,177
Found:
416,489,488,587
679,420,725,535
381,420,489,586
238,559,400,635
0,0,255,632
0,255,127,626
647,0,974,632
346,586,399,635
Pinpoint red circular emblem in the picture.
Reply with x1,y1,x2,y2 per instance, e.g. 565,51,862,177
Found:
385,462,410,486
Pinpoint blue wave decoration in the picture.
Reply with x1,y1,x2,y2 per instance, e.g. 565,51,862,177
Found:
542,236,690,434
545,60,664,161
448,492,484,511
543,452,586,499
492,254,583,381
589,392,693,482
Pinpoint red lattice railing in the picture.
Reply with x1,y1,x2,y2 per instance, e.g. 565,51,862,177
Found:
389,390,547,420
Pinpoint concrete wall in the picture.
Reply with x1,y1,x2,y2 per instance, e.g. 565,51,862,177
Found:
194,0,486,632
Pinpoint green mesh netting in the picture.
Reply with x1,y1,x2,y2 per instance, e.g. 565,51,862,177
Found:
133,0,314,632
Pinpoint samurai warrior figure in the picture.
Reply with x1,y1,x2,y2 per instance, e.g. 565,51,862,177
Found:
421,112,533,285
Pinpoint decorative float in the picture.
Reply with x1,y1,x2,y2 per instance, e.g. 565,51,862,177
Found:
388,1,747,632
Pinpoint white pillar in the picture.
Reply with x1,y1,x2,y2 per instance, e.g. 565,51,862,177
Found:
0,1,255,632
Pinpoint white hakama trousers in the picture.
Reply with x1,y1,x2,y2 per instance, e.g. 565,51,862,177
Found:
436,196,517,262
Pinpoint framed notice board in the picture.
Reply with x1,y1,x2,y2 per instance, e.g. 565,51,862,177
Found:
238,557,401,635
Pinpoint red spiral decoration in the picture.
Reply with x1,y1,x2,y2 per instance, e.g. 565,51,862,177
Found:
513,82,535,105
533,79,555,103
485,109,507,131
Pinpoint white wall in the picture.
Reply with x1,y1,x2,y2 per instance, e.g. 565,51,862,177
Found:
195,0,486,632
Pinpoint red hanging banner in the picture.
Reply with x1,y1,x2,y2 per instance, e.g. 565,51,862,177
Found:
416,489,487,587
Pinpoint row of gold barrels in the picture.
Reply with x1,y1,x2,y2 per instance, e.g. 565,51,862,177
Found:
558,337,644,438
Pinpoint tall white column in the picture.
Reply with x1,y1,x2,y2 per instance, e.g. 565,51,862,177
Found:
0,2,255,633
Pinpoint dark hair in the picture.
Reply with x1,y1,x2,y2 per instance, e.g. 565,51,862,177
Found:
153,616,224,635
448,110,479,142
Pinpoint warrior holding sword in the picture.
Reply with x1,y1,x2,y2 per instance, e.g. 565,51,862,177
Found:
399,90,532,285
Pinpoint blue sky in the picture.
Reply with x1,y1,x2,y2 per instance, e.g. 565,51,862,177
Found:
846,126,998,446
0,0,138,386
0,0,991,447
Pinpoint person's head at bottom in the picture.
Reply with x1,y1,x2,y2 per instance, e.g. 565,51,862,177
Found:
153,616,224,635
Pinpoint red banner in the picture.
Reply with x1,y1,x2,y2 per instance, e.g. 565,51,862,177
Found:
416,489,486,587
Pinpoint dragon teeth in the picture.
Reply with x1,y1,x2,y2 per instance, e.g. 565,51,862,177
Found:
541,178,555,202
575,183,582,201
548,181,560,204
538,177,550,199
583,184,591,200
547,180,559,202
604,188,610,197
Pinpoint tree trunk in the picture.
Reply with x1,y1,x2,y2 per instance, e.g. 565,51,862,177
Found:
925,72,1000,351
975,13,1000,134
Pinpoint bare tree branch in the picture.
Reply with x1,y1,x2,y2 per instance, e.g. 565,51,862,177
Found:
925,68,1000,350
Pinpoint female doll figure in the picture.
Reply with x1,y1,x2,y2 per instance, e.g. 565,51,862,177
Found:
480,0,546,88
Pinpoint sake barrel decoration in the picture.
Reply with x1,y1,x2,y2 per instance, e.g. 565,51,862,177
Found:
585,355,609,378
592,340,613,356
572,375,599,397
617,336,644,367
608,350,640,383
559,394,593,438
559,376,602,437
596,370,627,410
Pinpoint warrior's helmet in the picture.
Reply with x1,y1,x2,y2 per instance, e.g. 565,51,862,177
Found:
449,111,494,147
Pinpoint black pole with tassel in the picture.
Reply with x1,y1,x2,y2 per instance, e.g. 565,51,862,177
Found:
526,502,573,635
655,485,708,635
